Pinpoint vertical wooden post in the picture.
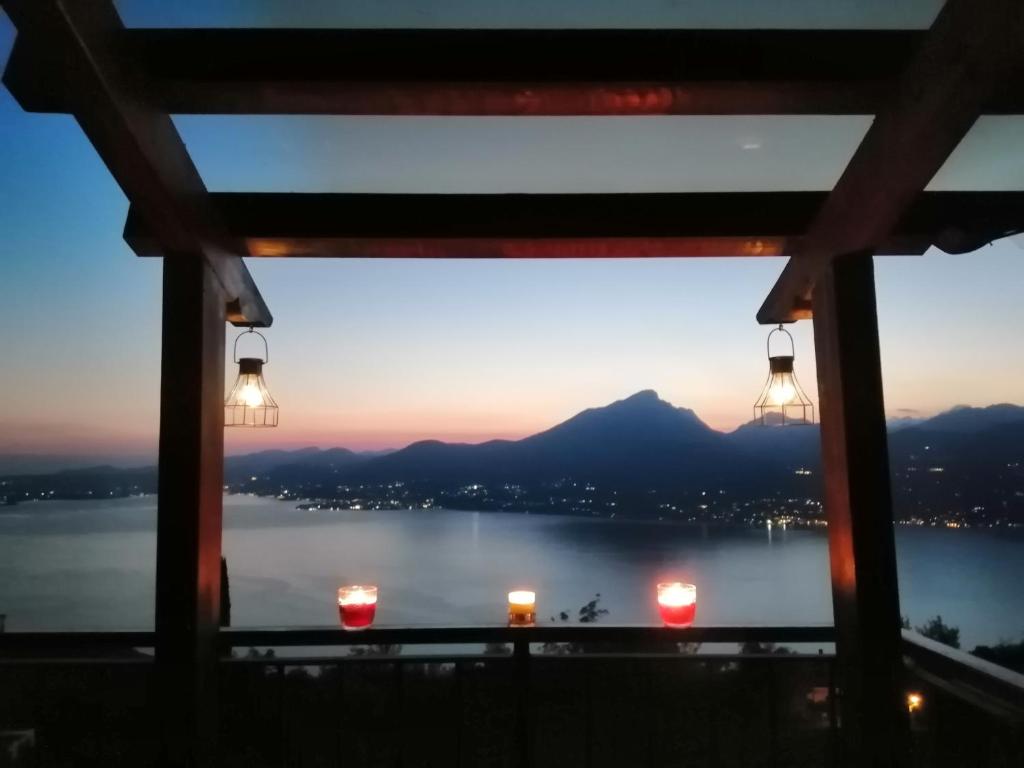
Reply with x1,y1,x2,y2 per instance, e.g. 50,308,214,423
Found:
811,252,908,767
155,255,227,766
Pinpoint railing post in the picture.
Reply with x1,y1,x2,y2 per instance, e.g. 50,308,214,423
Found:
155,255,227,766
811,252,909,767
514,638,531,768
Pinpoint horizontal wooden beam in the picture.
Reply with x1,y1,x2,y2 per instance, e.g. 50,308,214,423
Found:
124,191,1024,259
9,28,1024,116
758,0,1024,324
2,0,271,327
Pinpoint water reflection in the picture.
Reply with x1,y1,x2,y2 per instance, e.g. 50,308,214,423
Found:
1,495,1021,648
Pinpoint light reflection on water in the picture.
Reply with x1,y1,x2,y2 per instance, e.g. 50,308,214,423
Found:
0,494,1021,649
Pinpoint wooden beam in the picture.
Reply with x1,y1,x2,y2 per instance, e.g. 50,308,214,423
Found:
758,0,1024,324
123,191,1024,260
155,255,227,766
2,0,271,327
812,253,908,767
8,28,1024,116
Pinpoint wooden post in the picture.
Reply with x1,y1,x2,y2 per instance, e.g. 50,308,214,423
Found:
155,255,227,766
811,252,908,767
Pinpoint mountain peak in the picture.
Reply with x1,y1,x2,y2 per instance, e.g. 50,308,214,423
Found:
621,389,661,403
522,390,715,449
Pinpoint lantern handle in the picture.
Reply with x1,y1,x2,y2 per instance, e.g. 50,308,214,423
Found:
234,327,269,364
766,324,796,359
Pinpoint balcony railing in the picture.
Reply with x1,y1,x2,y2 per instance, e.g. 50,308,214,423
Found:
1,626,1022,767
902,629,1024,767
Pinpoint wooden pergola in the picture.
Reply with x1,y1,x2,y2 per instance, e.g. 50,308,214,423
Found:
3,0,1022,765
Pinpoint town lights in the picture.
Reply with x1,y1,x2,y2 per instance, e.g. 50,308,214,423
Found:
225,328,279,427
753,324,814,426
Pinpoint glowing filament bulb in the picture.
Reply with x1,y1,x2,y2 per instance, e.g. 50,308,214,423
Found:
768,378,797,406
240,380,264,408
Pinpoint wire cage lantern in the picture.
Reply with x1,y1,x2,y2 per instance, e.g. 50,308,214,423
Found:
753,324,814,426
225,328,279,427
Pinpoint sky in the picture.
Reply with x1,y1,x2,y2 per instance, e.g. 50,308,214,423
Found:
1,1,1022,468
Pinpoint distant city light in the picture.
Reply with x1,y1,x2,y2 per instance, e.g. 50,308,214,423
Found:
906,692,924,713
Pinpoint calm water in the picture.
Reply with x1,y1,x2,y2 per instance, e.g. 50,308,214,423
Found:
1,495,1022,649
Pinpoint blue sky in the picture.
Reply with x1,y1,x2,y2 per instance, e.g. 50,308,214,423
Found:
0,3,1022,465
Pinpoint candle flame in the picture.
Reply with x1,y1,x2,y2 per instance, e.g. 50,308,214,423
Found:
508,590,536,605
338,585,378,606
657,582,696,607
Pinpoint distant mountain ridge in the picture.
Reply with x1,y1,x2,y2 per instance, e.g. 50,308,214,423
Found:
350,390,737,490
2,396,1022,522
236,395,1023,508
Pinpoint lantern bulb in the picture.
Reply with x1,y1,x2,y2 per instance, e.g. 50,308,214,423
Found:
241,382,265,408
768,380,797,406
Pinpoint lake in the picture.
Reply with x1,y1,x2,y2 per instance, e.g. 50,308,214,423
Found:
1,495,1022,649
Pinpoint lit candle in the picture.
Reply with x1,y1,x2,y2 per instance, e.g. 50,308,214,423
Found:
507,590,536,627
337,585,378,630
906,692,924,714
657,582,697,628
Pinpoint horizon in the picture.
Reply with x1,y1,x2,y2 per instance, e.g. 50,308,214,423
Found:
2,391,1021,475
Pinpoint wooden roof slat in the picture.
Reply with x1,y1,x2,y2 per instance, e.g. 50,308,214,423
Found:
8,28,1024,116
758,0,1024,324
2,0,271,327
123,192,1024,260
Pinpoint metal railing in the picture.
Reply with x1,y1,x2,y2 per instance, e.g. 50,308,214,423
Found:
902,629,1024,768
5,626,1024,767
0,625,837,767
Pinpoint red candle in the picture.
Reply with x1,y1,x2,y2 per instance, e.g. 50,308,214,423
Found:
338,585,378,630
657,582,696,628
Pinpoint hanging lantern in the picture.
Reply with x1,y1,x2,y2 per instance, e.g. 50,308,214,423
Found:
753,324,813,426
225,328,279,427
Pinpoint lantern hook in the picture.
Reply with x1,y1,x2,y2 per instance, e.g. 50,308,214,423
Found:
234,326,269,364
766,323,796,359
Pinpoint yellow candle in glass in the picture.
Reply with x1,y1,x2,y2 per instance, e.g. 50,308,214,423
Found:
507,590,536,627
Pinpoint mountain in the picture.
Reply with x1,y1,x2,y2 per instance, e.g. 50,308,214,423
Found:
2,397,1022,524
342,391,764,492
0,453,155,475
319,397,1023,524
726,417,821,468
909,404,1024,434
0,447,383,502
224,447,380,484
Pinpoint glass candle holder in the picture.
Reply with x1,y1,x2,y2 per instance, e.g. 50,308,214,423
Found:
657,582,696,628
507,590,536,627
338,585,378,630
